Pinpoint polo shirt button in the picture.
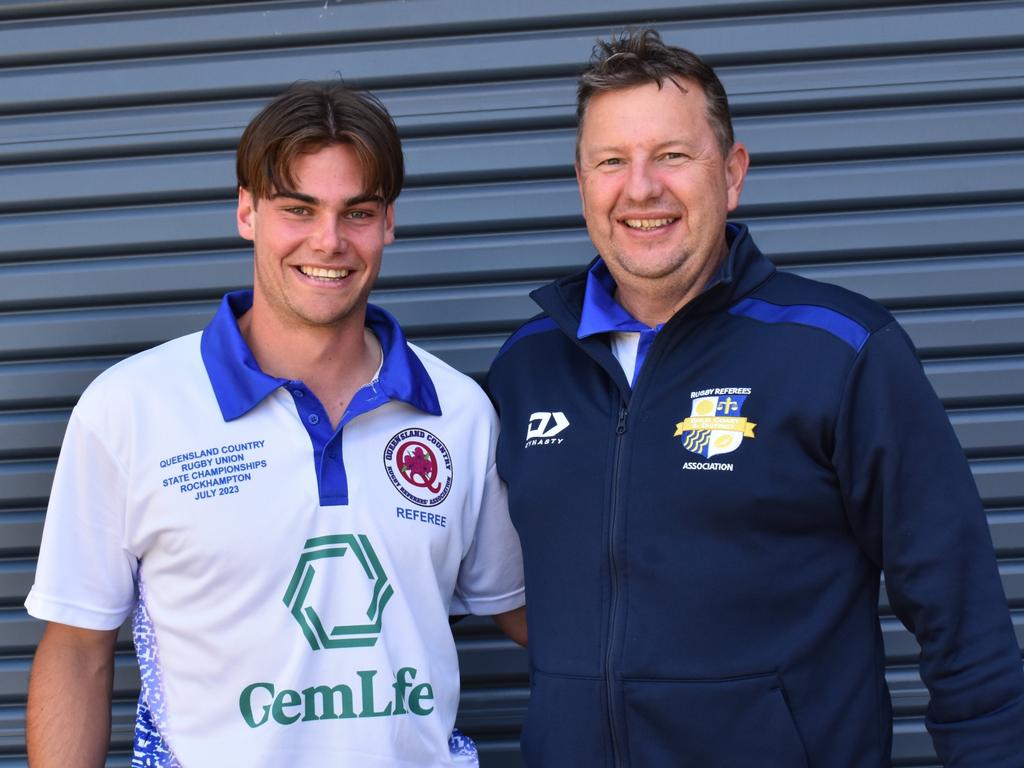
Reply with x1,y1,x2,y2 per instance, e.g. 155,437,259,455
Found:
307,414,319,425
293,389,304,398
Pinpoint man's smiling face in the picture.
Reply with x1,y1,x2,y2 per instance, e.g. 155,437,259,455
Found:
237,142,395,332
575,79,747,319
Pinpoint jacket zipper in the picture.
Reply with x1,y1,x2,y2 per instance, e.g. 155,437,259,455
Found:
606,403,628,766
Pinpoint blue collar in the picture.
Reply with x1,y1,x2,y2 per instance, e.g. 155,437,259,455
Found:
577,223,743,338
200,291,441,421
577,260,656,338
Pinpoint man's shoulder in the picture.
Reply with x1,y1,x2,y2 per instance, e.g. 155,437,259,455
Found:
736,270,896,352
406,341,493,413
494,313,562,362
77,331,204,412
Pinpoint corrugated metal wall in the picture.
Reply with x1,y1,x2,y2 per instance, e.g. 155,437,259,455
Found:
1,1,1022,765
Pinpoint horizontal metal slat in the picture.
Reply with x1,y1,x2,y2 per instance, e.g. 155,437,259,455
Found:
0,412,66,460
0,0,980,66
926,355,1024,408
4,454,1020,518
793,253,1024,310
2,402,1020,465
0,564,35,608
1,237,1022,317
0,463,52,510
0,357,121,411
5,63,1024,167
0,346,1022,418
2,5,1022,116
748,202,1024,262
0,288,1018,363
948,408,1024,458
3,191,1023,268
896,304,1024,359
0,512,43,557
5,139,1023,221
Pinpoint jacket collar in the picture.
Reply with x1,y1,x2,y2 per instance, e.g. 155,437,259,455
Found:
532,223,776,336
200,291,441,422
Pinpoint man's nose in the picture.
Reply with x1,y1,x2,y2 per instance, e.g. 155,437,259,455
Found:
624,160,662,202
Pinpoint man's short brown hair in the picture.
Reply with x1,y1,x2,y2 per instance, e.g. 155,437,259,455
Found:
237,81,404,205
576,29,735,158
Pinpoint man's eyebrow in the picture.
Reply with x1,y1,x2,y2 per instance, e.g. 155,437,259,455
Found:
267,190,384,207
269,189,318,205
345,192,385,207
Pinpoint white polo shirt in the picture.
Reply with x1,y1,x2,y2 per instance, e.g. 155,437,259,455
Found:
26,291,525,768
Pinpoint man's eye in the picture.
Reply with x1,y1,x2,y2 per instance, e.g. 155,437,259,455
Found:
347,210,373,220
599,158,623,167
285,207,312,216
662,152,686,161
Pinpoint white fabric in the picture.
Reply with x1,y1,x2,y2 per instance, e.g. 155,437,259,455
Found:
609,331,641,385
26,331,524,767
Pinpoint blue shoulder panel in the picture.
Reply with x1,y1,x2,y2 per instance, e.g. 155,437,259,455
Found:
729,297,870,353
494,316,559,360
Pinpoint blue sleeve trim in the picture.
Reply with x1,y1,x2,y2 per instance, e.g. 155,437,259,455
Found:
495,316,559,360
729,297,870,353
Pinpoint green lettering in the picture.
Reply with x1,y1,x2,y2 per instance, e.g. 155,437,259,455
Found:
358,669,393,717
239,682,275,728
272,688,302,724
392,666,418,716
408,682,434,716
302,683,356,721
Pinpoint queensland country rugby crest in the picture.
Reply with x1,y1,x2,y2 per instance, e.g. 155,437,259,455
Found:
674,387,757,458
383,429,453,507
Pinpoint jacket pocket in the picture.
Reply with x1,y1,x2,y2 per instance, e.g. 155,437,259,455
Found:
521,670,611,768
622,671,809,767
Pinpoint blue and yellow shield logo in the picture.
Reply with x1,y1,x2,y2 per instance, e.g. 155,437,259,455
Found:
674,394,756,458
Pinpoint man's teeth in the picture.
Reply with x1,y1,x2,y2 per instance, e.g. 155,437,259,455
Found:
624,218,674,230
300,266,350,279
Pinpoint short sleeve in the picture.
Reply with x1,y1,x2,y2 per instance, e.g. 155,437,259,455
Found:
450,463,525,616
25,407,138,630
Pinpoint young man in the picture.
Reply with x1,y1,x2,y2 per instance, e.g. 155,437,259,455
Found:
487,29,1024,767
26,82,525,767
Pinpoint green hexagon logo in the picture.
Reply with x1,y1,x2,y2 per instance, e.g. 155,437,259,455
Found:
283,534,394,650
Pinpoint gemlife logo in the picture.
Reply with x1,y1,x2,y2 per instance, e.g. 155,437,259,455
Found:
283,534,393,650
525,411,569,448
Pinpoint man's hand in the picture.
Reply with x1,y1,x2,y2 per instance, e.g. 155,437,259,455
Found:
27,622,118,768
493,606,527,647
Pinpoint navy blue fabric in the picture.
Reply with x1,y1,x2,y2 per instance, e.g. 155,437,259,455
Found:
200,291,440,506
729,296,869,352
495,316,559,360
487,224,1024,767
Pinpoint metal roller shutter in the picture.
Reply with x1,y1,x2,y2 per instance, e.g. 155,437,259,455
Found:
0,1,1021,765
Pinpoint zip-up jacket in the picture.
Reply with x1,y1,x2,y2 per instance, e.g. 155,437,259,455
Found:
486,224,1024,767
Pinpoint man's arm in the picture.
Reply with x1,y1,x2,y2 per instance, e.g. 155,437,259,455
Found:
835,323,1024,765
493,606,527,647
27,622,118,768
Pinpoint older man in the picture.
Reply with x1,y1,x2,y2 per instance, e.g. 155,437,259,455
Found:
487,29,1023,767
26,81,525,767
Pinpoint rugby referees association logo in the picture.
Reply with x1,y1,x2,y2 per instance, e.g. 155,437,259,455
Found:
383,429,453,507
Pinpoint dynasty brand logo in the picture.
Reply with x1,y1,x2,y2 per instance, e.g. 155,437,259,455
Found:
284,534,392,650
239,535,436,728
525,411,570,447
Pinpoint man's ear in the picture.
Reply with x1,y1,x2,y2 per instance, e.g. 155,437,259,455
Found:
237,187,256,242
383,202,396,246
724,142,750,213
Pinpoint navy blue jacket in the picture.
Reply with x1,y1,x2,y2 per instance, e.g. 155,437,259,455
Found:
487,225,1024,767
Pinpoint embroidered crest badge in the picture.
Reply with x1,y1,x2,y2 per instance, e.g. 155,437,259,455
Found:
674,390,756,458
383,429,453,507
